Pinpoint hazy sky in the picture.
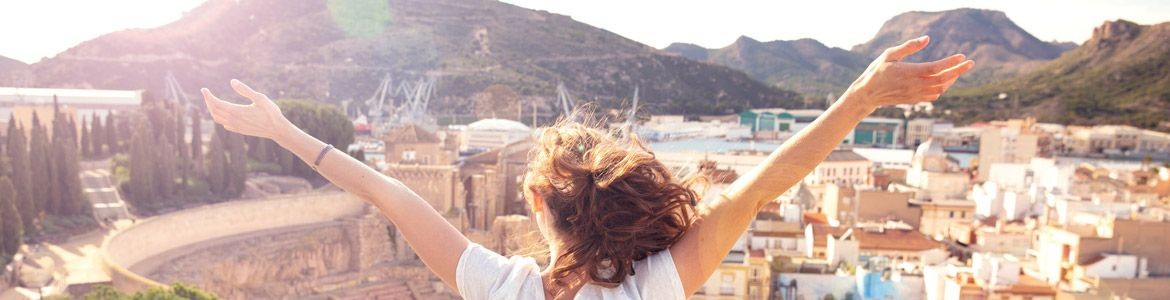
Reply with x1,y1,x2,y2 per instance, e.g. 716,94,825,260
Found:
1,0,1168,64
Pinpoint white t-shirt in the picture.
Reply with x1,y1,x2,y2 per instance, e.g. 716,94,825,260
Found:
455,243,686,299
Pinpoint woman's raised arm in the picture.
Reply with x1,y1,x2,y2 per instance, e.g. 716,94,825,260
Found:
670,36,974,295
201,80,469,292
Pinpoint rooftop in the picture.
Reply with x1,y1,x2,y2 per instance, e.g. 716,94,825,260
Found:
810,225,943,252
0,87,141,106
384,124,440,143
467,118,531,132
824,149,870,162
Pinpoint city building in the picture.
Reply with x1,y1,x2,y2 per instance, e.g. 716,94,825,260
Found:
1064,125,1170,156
977,120,1040,181
906,118,953,148
738,108,903,147
383,134,532,234
925,257,1056,300
804,149,873,187
382,124,456,165
805,224,947,273
856,190,921,229
905,139,970,201
461,118,531,151
1030,219,1170,290
914,199,976,239
0,87,142,123
634,115,751,141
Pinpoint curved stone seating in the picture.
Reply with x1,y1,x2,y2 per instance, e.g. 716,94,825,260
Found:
102,192,367,292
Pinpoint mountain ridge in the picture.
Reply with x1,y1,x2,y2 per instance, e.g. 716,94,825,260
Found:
939,19,1170,129
28,0,802,116
662,35,868,100
663,8,1078,100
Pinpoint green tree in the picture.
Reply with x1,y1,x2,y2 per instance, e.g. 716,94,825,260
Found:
190,110,204,177
6,115,36,232
129,119,157,206
51,115,84,215
105,111,119,154
274,100,354,178
0,178,23,260
28,113,51,218
80,115,92,159
178,110,190,196
155,139,177,199
83,283,218,300
206,126,228,197
224,130,247,197
90,113,105,158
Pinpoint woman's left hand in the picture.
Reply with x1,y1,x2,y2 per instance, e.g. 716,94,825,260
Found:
201,79,296,141
846,36,975,108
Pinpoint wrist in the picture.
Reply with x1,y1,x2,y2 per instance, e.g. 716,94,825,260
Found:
273,120,305,146
837,90,878,116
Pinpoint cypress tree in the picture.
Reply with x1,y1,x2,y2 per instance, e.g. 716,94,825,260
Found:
0,178,23,259
52,116,84,215
155,139,176,199
80,115,92,159
206,126,228,196
90,113,104,158
177,110,190,196
190,111,204,177
5,116,35,232
129,119,156,206
104,111,118,154
226,131,247,197
28,113,50,218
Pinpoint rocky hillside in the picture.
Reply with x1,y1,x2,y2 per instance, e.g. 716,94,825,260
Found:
28,0,800,116
0,55,29,86
939,20,1170,128
852,8,1074,84
664,37,868,100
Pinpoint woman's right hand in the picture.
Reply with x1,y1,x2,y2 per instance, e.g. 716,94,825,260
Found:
844,36,975,108
201,79,296,142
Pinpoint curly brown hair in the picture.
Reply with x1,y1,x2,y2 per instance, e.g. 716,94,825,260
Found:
525,119,698,293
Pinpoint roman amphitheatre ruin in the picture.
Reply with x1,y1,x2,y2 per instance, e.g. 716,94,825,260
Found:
101,192,471,299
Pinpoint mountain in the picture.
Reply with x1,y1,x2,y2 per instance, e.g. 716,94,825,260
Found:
662,8,1075,100
852,8,1074,84
0,55,29,86
29,0,800,116
939,20,1170,128
664,37,868,100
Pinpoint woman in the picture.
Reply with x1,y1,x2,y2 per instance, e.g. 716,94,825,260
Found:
202,36,972,299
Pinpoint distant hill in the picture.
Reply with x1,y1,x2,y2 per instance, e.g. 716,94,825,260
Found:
0,55,29,86
662,8,1076,101
852,8,1074,84
29,0,800,116
940,20,1170,129
663,37,868,101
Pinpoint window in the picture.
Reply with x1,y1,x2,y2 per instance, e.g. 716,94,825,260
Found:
720,273,736,295
402,149,417,161
949,211,955,218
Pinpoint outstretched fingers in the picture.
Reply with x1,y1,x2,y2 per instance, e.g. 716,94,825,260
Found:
911,54,966,76
201,88,245,125
883,36,930,62
230,79,276,109
925,59,975,85
914,60,974,101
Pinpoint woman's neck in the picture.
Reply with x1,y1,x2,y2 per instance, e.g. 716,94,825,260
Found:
540,240,586,299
